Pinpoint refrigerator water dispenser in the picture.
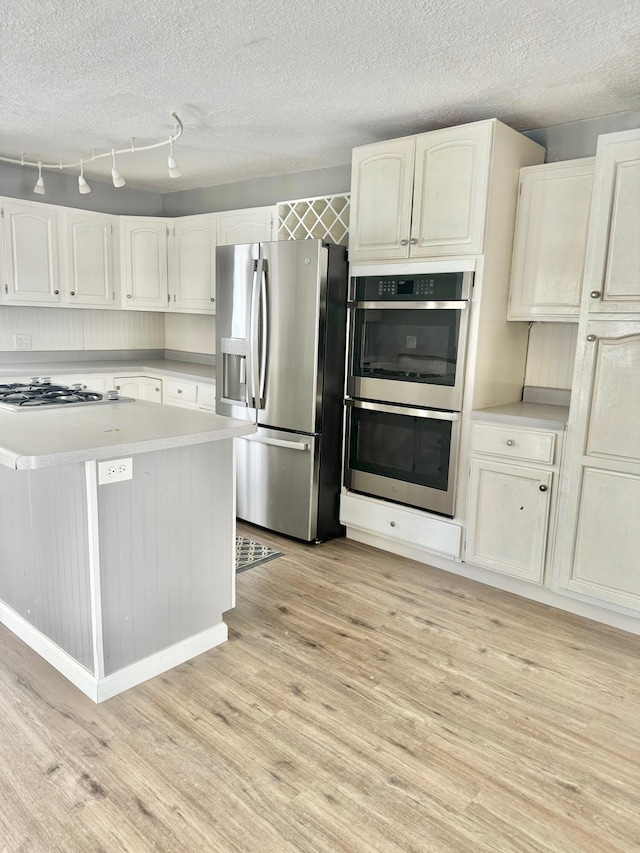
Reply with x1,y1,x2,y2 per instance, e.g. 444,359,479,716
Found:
220,337,247,406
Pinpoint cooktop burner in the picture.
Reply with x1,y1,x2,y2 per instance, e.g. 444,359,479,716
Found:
0,378,134,411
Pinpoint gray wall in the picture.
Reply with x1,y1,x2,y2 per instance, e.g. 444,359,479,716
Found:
0,160,162,215
161,164,351,217
524,110,640,162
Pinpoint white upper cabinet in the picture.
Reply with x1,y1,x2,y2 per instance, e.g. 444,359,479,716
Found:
62,210,118,308
121,217,170,310
170,217,216,313
349,137,415,260
1,200,60,304
508,159,595,321
583,128,640,314
217,206,275,246
349,121,502,261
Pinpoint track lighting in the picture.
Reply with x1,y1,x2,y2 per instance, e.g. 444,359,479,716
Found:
167,138,181,178
0,113,183,195
111,149,126,188
78,160,91,194
33,162,45,195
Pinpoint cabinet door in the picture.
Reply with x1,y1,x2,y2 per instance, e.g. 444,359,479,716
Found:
2,200,60,304
171,217,216,312
113,376,162,402
466,458,552,583
348,137,415,261
410,122,492,257
508,159,595,321
64,211,117,307
121,218,169,310
559,322,640,609
584,129,640,314
217,207,274,246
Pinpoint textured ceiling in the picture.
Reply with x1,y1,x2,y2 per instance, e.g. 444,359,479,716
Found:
1,0,639,192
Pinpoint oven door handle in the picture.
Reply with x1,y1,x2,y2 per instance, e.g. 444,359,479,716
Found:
349,300,468,311
346,399,459,422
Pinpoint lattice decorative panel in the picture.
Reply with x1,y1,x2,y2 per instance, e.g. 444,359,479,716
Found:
277,194,350,246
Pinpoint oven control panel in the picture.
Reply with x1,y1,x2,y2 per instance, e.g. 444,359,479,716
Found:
353,272,470,302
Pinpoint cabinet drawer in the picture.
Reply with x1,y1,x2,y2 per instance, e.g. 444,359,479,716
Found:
198,383,216,410
164,378,198,405
472,423,556,464
340,493,461,559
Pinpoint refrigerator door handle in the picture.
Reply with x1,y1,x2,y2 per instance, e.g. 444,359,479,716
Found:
258,258,268,404
249,260,262,410
241,434,311,452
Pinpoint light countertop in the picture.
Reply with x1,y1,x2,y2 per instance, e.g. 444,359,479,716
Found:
471,401,570,431
0,401,254,470
0,358,216,384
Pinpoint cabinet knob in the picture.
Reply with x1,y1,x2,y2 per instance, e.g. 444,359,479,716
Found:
586,334,597,342
210,297,215,302
409,238,417,245
155,387,160,392
53,290,59,295
590,291,601,299
389,520,396,527
127,294,132,299
115,385,120,390
539,484,548,492
177,388,183,394
70,291,75,296
400,239,408,246
506,439,514,446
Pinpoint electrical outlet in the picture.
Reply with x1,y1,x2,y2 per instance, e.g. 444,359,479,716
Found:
14,333,32,351
98,457,133,484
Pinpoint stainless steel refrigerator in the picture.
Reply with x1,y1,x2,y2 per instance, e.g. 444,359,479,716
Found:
215,239,348,542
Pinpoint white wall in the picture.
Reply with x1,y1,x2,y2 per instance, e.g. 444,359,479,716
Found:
524,323,578,390
0,307,164,352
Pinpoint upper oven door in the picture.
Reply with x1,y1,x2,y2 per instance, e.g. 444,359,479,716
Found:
347,299,470,411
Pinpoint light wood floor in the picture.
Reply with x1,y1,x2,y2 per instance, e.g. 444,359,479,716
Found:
1,524,640,852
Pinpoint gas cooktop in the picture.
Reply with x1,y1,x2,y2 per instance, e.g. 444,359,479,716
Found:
0,378,134,411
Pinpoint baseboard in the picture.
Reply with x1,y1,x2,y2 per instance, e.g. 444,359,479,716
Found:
0,600,228,703
345,526,640,637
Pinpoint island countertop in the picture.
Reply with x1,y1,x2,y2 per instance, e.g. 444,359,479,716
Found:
0,400,255,470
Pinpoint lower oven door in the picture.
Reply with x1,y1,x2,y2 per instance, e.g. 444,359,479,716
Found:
345,399,460,517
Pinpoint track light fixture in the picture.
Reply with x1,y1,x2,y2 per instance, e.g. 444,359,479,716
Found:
0,113,183,196
33,161,45,195
78,159,91,194
111,149,126,188
167,138,181,178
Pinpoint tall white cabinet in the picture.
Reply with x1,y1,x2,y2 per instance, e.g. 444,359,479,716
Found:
556,128,640,613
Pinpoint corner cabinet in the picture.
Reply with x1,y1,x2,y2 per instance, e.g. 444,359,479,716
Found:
120,217,170,310
465,422,562,584
113,376,163,402
170,217,217,313
348,120,498,261
582,129,640,315
556,322,640,611
1,200,61,304
508,159,595,321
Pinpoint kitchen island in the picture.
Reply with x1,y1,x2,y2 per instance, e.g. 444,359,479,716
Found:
0,401,255,702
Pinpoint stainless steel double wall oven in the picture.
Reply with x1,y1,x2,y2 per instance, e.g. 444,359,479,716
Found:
344,264,473,516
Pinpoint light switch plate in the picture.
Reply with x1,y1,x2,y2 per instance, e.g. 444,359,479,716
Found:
98,458,133,484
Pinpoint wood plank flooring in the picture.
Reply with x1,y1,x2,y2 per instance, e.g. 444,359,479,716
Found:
1,523,640,852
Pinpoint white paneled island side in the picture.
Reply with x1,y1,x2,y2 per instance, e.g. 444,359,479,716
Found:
0,402,255,701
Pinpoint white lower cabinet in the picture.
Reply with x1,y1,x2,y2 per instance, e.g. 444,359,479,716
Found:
197,383,216,412
465,422,562,584
163,378,198,409
113,376,162,402
50,374,111,393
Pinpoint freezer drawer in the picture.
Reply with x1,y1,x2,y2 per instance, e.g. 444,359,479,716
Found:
236,427,319,541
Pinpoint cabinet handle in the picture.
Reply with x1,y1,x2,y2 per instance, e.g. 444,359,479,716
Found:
115,385,121,390
53,290,59,295
590,291,601,299
506,439,514,446
409,238,417,245
400,239,408,246
127,294,132,299
210,297,215,302
539,484,548,492
177,388,183,394
389,521,396,527
586,334,597,342
70,291,75,296
155,387,160,392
